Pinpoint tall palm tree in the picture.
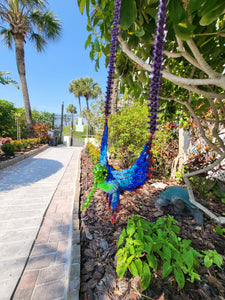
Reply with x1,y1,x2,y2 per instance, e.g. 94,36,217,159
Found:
81,77,101,110
68,78,83,115
66,103,77,146
0,0,61,137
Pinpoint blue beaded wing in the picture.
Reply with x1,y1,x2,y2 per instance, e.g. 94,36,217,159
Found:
98,123,151,221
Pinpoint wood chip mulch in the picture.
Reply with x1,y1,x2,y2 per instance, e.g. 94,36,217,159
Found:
79,149,225,300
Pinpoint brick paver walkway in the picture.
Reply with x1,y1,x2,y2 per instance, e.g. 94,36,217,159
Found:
0,146,82,300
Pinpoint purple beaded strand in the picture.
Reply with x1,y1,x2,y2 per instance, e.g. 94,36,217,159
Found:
104,0,122,122
147,0,168,166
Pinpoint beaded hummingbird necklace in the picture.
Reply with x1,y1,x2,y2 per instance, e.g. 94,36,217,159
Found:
82,0,168,224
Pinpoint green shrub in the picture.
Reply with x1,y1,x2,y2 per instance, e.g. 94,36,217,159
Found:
108,104,178,174
11,140,23,151
116,215,223,291
85,142,100,164
1,142,15,156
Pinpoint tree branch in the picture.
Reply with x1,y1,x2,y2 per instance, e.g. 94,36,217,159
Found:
183,153,225,225
176,37,202,70
186,39,221,78
118,34,225,89
175,98,224,155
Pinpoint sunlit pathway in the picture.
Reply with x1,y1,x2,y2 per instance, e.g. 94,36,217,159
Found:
0,146,82,300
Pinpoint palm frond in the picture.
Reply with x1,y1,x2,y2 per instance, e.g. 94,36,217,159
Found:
0,28,13,48
29,32,46,51
30,9,62,40
0,71,19,88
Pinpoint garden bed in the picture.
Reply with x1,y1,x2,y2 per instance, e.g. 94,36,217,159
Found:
79,149,225,300
0,144,48,170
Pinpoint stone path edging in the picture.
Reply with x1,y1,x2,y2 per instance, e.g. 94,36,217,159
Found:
0,144,49,170
13,148,81,300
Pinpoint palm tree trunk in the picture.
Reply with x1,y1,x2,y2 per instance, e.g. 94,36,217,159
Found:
14,35,34,137
78,96,81,115
85,96,89,111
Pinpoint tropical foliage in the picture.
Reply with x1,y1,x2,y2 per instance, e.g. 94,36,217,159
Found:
0,71,19,88
78,0,225,222
116,215,223,290
0,100,55,139
0,0,62,135
108,103,178,173
33,123,50,144
0,100,17,138
69,77,102,112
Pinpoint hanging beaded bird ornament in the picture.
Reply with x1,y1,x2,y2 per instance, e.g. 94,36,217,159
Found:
82,0,168,224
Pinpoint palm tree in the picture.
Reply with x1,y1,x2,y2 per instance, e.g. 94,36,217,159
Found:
81,77,101,111
66,103,77,146
68,78,83,116
0,0,61,137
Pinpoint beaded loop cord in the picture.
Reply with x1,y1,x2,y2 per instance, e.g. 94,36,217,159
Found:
83,0,168,223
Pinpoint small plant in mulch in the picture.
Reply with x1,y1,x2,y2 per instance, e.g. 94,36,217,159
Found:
116,215,223,291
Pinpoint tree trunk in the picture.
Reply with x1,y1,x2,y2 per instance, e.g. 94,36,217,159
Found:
70,112,74,146
85,96,89,111
14,35,34,137
171,127,189,179
78,96,82,115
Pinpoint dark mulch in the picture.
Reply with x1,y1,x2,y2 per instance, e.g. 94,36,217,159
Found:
79,149,225,300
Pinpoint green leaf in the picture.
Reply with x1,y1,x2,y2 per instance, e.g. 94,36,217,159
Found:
127,255,135,265
129,245,135,255
204,255,213,268
187,0,205,14
120,0,137,29
171,224,180,234
141,262,151,291
117,229,127,248
200,2,225,26
146,254,158,270
189,271,201,283
127,218,136,237
129,261,138,276
117,262,128,279
134,22,145,37
173,20,196,41
133,240,144,246
162,261,173,278
184,250,194,270
213,254,223,268
174,267,185,288
78,0,86,14
163,245,171,261
200,0,221,17
135,258,143,274
85,34,92,49
168,0,185,24
94,38,100,52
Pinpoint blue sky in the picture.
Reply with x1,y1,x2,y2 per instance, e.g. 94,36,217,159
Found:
0,0,107,115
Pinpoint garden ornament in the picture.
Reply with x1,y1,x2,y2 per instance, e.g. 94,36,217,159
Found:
155,186,203,225
82,0,168,223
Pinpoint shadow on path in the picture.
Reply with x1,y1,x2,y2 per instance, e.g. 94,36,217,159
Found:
0,158,63,192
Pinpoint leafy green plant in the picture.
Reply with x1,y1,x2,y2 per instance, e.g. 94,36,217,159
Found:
108,104,178,173
214,225,225,236
1,142,15,156
116,215,223,290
